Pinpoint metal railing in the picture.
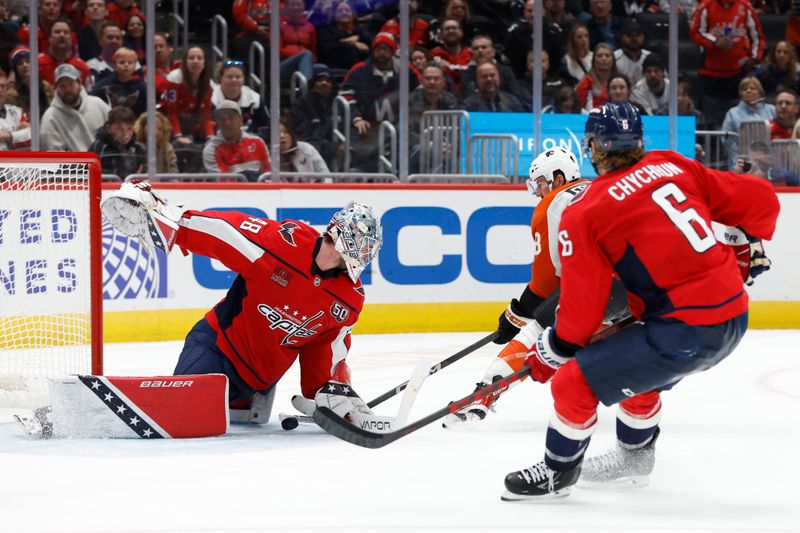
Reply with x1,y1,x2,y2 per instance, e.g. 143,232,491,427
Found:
378,121,398,174
738,120,771,158
125,173,249,182
470,134,520,180
419,110,471,174
332,95,352,172
407,173,509,183
696,130,738,171
257,172,398,183
171,0,189,54
211,15,229,65
290,72,308,106
770,139,800,186
248,41,267,102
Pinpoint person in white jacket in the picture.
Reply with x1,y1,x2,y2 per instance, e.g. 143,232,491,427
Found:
0,69,31,150
279,119,330,181
41,64,110,151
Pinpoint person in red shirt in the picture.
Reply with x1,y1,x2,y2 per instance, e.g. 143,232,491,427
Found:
18,0,78,53
690,0,766,100
38,18,92,87
501,101,779,501
431,17,472,91
202,100,270,182
575,42,616,112
232,0,271,59
159,45,213,146
770,89,798,140
106,0,145,28
279,0,315,81
101,180,383,426
379,0,430,48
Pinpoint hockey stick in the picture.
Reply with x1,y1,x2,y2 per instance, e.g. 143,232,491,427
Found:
313,316,636,448
280,331,498,430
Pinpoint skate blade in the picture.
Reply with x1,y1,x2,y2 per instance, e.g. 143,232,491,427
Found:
578,475,650,489
500,488,572,502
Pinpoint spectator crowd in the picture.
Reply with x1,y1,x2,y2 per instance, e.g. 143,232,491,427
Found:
0,0,797,182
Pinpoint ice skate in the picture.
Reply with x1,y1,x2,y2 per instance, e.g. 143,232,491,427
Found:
501,461,582,501
580,429,659,488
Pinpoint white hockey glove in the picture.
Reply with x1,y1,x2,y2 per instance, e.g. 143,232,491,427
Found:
315,381,394,433
100,180,184,252
525,327,572,384
291,394,317,417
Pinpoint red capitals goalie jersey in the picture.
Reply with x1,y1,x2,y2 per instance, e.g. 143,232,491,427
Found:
175,211,364,398
555,150,779,347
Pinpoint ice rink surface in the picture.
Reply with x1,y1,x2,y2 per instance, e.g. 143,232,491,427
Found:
1,329,799,533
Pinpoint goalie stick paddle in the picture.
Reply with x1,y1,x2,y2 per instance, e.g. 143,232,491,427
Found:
314,316,637,449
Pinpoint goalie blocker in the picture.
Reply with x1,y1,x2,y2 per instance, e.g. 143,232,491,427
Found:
24,374,229,438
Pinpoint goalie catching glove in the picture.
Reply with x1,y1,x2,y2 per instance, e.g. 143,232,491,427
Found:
100,180,185,252
314,381,395,433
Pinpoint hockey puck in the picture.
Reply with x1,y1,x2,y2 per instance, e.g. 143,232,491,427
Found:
281,415,299,431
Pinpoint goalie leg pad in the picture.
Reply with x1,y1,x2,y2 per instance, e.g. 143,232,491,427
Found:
46,374,229,438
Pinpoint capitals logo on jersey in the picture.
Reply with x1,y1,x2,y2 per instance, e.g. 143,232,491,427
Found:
257,304,324,345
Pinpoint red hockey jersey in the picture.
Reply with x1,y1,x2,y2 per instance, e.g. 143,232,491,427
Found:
555,150,779,347
175,212,365,398
691,0,765,78
159,69,214,140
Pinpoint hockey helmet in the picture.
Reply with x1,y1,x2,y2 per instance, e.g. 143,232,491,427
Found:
526,147,581,196
326,202,383,282
582,101,643,156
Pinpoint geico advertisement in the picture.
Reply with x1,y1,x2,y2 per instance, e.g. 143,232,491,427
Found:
99,186,800,313
100,186,538,311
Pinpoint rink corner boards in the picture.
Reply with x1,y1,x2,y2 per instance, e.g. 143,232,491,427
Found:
102,300,799,343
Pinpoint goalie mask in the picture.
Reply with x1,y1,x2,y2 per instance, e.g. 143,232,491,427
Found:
526,147,581,197
326,202,383,282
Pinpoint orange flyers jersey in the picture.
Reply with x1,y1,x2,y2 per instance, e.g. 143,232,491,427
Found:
528,179,590,298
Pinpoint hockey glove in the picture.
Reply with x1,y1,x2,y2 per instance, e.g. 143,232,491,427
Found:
315,381,395,433
496,298,535,345
525,327,572,384
100,180,184,252
735,238,771,286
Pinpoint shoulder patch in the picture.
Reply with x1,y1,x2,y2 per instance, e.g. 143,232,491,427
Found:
569,183,591,205
278,221,300,246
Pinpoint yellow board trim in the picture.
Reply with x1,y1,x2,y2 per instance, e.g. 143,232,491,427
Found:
102,301,800,343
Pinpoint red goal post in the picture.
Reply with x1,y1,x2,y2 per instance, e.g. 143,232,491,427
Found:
0,152,103,406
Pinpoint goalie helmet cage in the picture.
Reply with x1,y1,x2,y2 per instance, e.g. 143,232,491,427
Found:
0,152,103,407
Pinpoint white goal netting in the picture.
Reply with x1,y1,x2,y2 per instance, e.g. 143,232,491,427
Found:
0,160,100,407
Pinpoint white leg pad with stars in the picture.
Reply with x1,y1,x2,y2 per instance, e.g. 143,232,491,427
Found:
41,374,229,438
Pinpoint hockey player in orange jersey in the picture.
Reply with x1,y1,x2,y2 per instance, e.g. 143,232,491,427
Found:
444,147,594,427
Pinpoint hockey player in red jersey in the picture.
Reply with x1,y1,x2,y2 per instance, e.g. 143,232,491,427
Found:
101,181,384,428
502,101,779,501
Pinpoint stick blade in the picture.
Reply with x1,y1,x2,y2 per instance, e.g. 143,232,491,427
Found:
313,407,395,449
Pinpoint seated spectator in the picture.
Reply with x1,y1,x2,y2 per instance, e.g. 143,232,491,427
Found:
561,22,592,85
411,45,433,73
143,32,173,98
317,0,371,71
542,84,582,113
430,0,480,47
106,0,144,28
38,18,92,88
0,68,30,149
134,111,178,173
290,63,336,167
122,14,146,64
613,18,651,85
91,47,146,116
657,80,708,130
523,50,569,110
41,63,109,151
691,0,765,101
340,33,420,171
278,119,330,179
89,105,145,178
461,35,523,102
579,0,623,49
658,0,697,20
308,0,335,27
504,0,533,79
279,0,316,81
203,100,270,182
631,53,669,115
211,59,269,137
542,0,576,75
770,89,798,140
6,46,54,119
721,76,776,165
160,45,214,146
575,42,616,112
410,62,461,171
613,0,659,17
86,22,126,83
431,18,472,92
463,61,525,112
232,0,271,60
19,0,78,54
77,0,109,61
607,73,647,114
754,40,800,97
379,0,429,49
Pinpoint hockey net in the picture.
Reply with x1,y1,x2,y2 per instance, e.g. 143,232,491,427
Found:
0,153,103,407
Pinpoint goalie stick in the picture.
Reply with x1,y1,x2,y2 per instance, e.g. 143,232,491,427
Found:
280,331,498,430
313,316,636,449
